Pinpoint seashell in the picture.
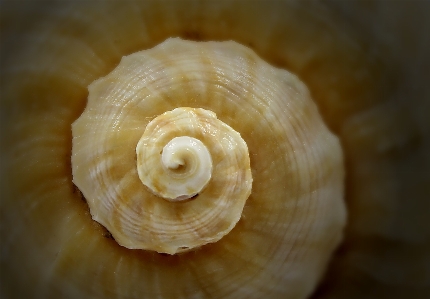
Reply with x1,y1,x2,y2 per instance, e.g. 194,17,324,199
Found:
73,102,253,254
71,38,345,280
1,1,429,299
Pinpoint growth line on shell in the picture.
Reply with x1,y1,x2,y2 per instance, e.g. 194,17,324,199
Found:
139,135,213,202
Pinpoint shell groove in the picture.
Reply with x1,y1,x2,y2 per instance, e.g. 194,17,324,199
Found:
74,104,253,254
3,1,428,299
71,37,345,294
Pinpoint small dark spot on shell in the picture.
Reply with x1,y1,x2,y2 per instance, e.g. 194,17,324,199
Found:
103,231,114,240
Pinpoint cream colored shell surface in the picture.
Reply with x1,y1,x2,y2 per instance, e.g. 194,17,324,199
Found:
1,1,429,299
74,83,254,253
71,37,345,292
136,109,218,202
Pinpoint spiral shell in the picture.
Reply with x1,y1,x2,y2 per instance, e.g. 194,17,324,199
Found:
2,1,429,299
71,37,345,293
73,104,253,253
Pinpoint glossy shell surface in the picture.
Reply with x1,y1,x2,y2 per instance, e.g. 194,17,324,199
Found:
1,1,429,299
